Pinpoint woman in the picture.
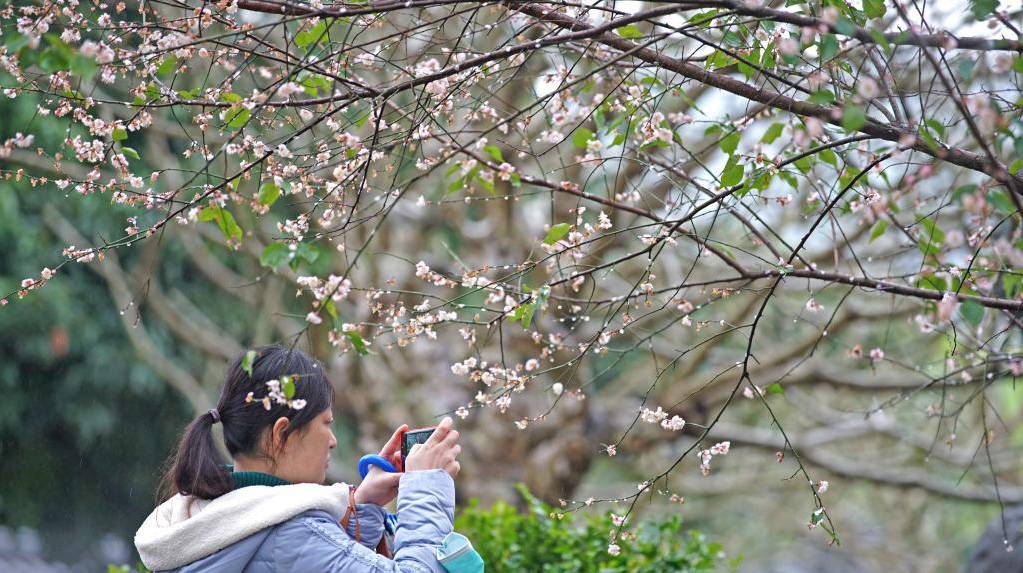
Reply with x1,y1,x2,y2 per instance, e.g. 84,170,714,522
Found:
134,345,462,572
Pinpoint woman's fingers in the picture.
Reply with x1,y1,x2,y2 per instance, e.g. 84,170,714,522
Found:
379,424,409,457
424,416,453,446
446,460,461,477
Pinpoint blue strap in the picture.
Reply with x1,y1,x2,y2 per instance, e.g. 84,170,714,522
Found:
356,454,400,535
358,454,397,479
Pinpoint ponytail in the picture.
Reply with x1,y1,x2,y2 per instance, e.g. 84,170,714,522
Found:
160,410,232,500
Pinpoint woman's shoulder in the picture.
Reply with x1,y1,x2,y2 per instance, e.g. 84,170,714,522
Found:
270,509,347,546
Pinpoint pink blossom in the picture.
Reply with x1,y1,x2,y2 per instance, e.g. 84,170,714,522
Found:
937,292,958,322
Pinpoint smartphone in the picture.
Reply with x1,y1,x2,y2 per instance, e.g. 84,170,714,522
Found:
401,427,436,464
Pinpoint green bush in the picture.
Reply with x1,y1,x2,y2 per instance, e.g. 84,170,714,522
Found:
454,485,735,573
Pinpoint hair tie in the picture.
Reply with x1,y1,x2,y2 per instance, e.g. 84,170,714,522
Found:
208,408,221,424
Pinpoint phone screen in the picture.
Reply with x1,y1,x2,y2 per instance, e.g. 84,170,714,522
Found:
401,428,435,463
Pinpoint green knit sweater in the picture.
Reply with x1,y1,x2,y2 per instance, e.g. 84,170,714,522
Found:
225,465,290,489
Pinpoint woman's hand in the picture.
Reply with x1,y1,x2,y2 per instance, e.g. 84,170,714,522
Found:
404,416,461,478
353,424,407,506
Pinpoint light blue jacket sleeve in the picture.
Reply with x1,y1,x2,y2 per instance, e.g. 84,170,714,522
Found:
272,469,455,573
345,502,388,549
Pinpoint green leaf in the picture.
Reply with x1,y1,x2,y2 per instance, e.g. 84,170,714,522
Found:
721,156,744,187
988,190,1016,215
69,54,98,80
282,375,296,399
39,35,73,73
616,24,643,40
1010,158,1023,175
820,34,839,61
571,128,594,149
779,171,799,189
483,145,504,163
1004,273,1021,299
258,182,281,207
242,350,257,377
121,146,140,160
225,107,250,129
766,383,785,395
112,128,128,141
923,119,946,138
346,330,370,355
296,242,320,264
761,123,785,144
544,223,571,245
863,0,886,18
869,219,888,242
1014,57,1023,74
970,0,1000,19
841,106,866,132
916,216,945,257
295,20,327,49
794,155,813,173
809,89,836,105
819,148,838,166
198,205,243,242
953,184,978,201
959,58,977,81
323,299,339,321
961,299,985,326
5,32,31,53
156,56,178,78
260,242,292,268
220,209,243,242
916,275,947,292
719,131,741,155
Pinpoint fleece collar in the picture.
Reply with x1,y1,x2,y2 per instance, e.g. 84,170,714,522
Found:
134,482,350,571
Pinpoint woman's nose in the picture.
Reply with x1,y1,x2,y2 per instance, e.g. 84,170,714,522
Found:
329,431,337,449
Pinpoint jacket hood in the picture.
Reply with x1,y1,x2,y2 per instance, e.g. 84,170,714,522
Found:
134,482,350,571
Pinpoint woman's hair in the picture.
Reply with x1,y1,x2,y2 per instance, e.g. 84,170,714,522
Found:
159,344,334,500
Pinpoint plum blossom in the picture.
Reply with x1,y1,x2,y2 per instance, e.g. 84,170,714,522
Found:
660,415,686,431
245,376,307,411
698,441,731,475
937,291,958,322
640,406,668,424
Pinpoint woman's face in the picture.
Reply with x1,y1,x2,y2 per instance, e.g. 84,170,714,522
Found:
273,409,337,484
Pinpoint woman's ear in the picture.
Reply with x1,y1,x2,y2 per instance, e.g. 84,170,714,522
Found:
270,416,291,454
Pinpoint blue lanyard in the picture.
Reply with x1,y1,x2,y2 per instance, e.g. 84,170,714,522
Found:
357,454,400,533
